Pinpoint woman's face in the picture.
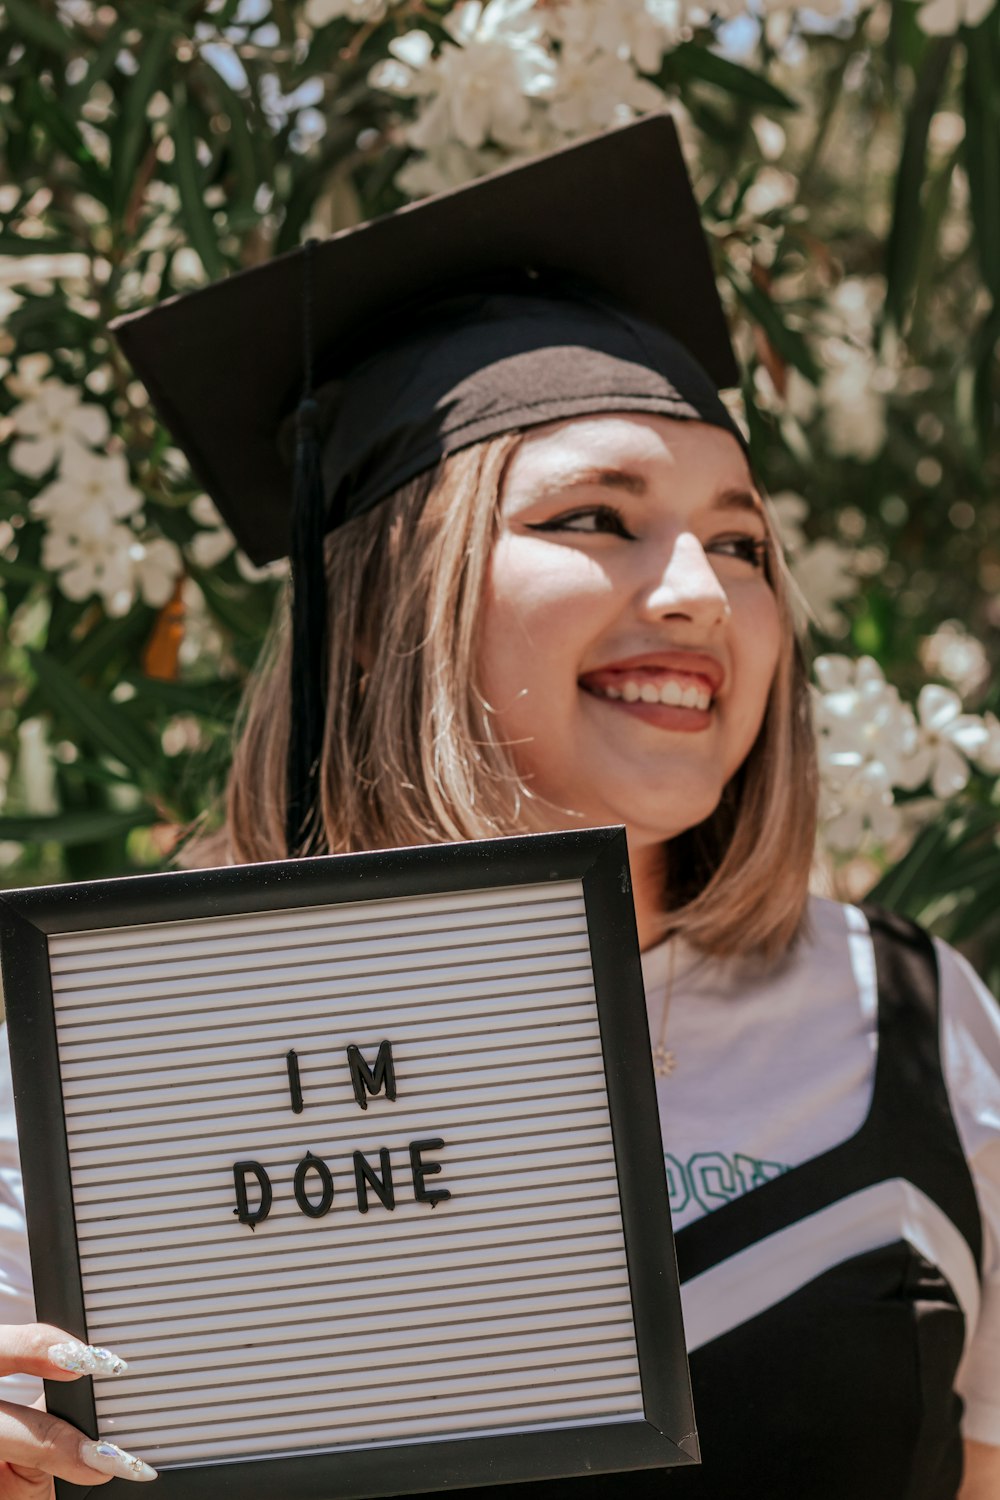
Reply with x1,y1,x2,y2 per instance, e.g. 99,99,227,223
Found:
478,413,782,850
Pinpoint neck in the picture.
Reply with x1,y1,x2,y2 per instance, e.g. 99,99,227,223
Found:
627,836,668,952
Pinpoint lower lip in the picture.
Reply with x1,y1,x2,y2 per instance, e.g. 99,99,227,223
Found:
581,686,713,732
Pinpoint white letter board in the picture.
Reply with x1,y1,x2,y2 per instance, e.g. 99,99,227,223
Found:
0,828,697,1499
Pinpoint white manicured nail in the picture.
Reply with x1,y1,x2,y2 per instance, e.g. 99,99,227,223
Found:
80,1439,157,1481
49,1340,128,1376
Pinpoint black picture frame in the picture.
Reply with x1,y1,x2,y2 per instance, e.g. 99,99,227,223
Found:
0,827,697,1498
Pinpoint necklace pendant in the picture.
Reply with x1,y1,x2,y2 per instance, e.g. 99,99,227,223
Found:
652,1044,677,1078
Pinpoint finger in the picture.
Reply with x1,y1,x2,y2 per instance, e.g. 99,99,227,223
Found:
0,1402,156,1484
0,1327,128,1383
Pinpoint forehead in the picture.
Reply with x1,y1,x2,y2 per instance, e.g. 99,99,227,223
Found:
502,412,755,495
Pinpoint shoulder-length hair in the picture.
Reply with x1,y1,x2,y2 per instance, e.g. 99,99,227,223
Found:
224,432,817,962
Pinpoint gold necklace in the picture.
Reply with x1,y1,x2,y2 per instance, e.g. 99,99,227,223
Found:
651,938,678,1079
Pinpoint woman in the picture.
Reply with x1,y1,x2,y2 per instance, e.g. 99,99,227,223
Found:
0,115,998,1498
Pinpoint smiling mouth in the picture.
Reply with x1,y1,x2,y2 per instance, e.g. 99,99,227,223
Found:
580,670,715,714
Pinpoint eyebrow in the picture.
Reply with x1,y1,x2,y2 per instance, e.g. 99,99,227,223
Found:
540,467,764,514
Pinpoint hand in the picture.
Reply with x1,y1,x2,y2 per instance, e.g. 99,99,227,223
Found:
0,1324,156,1499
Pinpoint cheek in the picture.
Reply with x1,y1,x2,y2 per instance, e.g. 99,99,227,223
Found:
477,539,609,711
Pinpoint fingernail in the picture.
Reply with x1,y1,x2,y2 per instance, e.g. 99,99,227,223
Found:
80,1439,157,1482
49,1340,128,1376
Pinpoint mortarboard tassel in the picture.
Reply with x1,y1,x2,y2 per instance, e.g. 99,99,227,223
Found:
286,240,327,857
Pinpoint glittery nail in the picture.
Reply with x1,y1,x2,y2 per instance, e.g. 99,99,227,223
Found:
49,1340,128,1377
80,1439,157,1482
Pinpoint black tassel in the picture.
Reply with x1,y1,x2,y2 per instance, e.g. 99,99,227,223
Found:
286,241,327,857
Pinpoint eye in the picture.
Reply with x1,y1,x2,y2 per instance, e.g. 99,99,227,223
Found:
709,535,770,569
525,505,636,539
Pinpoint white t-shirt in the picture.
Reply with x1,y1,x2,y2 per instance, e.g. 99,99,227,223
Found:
641,894,1000,1445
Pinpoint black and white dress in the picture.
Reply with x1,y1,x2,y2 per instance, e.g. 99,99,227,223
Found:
0,895,996,1495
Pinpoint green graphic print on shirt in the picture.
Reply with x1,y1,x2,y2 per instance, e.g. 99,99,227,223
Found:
664,1150,790,1218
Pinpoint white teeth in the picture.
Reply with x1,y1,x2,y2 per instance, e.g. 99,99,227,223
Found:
591,677,713,710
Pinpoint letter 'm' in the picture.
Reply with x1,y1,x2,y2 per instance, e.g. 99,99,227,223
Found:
347,1040,396,1111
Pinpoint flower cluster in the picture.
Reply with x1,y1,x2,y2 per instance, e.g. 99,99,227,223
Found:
6,374,181,618
369,0,681,193
364,0,989,196
813,655,1000,854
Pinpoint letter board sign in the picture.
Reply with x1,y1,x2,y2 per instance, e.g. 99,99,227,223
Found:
0,828,696,1498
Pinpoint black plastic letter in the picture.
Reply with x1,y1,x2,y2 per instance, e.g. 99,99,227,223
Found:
353,1148,395,1214
410,1138,451,1207
286,1049,304,1114
232,1160,272,1230
347,1040,396,1110
294,1151,334,1218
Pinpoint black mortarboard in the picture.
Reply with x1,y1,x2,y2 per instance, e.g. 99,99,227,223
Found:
111,113,744,856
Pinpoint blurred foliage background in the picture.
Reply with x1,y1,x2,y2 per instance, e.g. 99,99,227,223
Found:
0,0,997,982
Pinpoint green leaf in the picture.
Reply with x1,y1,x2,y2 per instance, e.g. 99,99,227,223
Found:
196,60,261,215
20,79,110,197
884,38,955,331
0,230,79,255
123,673,240,723
962,16,1000,302
725,271,820,383
662,43,798,111
27,649,159,779
112,23,177,221
171,82,227,280
65,17,130,112
3,0,73,53
0,808,154,847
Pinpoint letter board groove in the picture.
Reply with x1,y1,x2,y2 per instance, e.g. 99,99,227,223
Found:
0,828,697,1498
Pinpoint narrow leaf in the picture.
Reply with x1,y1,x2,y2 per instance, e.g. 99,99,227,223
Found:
3,0,73,53
0,808,154,847
726,271,820,383
664,43,798,111
112,24,176,220
962,19,1000,301
884,38,955,330
171,83,227,280
28,649,159,778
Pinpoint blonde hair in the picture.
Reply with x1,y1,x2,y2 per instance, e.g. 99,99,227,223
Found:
224,433,817,963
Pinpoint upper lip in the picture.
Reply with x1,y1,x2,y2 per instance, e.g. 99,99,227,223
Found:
579,652,726,696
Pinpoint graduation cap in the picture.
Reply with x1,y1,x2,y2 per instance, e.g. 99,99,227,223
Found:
111,113,743,857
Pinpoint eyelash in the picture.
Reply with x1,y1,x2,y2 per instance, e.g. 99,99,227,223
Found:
525,505,770,569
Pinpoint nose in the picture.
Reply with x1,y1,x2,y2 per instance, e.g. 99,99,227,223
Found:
637,532,731,629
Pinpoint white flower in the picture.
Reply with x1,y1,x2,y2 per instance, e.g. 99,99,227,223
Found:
31,447,142,528
821,759,901,853
918,619,990,698
8,380,110,478
768,493,859,634
549,49,665,133
306,0,390,24
395,140,506,196
973,712,1000,775
132,536,183,608
820,347,887,462
188,493,237,569
385,1,558,152
901,685,991,799
916,0,995,35
549,0,682,73
789,539,859,635
42,517,138,616
811,654,938,852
